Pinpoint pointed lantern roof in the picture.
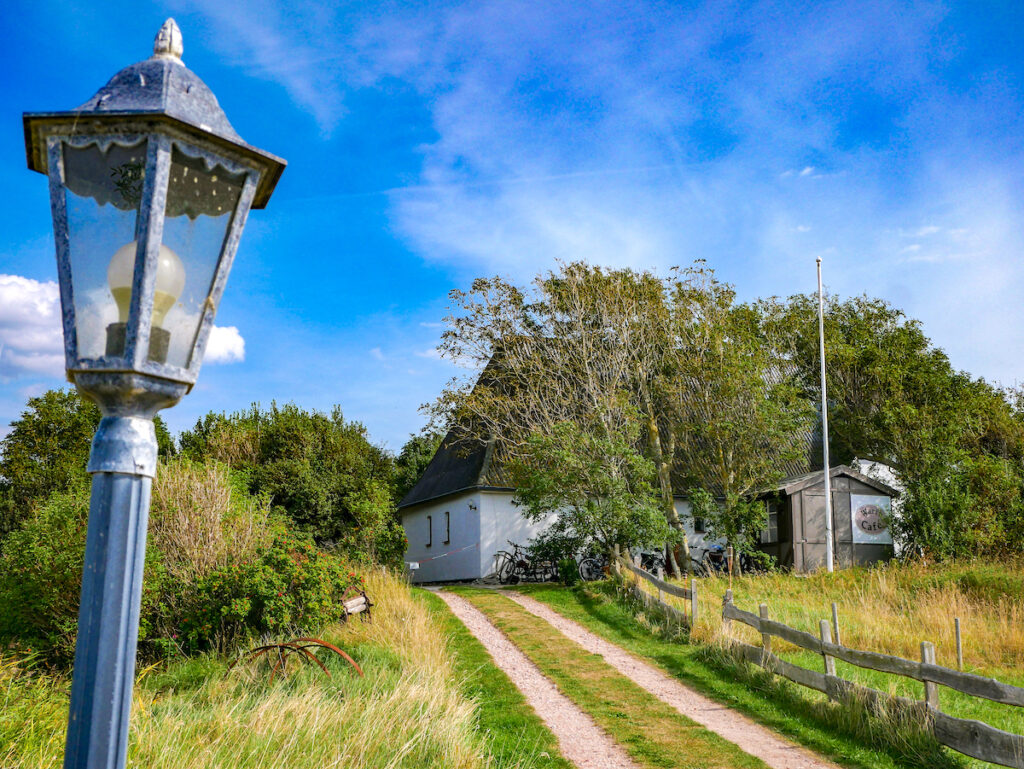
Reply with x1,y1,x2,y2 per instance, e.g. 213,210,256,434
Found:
23,19,285,208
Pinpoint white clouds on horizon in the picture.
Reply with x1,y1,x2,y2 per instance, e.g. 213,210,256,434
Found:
0,273,246,379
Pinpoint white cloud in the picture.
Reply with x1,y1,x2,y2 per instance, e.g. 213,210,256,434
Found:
414,347,441,360
205,325,246,364
0,274,64,379
0,273,244,374
370,346,385,361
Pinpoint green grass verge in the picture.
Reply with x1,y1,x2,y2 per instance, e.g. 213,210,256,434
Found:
453,587,769,769
415,588,572,769
516,582,965,769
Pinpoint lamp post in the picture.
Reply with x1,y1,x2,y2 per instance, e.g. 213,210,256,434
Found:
23,20,285,769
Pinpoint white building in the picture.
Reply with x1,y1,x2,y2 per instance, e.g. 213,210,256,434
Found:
399,430,898,583
398,436,715,583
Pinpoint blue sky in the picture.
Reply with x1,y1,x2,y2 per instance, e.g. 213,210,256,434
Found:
1,0,1022,452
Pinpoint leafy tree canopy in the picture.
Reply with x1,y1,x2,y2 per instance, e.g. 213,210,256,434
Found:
178,403,400,553
0,389,173,538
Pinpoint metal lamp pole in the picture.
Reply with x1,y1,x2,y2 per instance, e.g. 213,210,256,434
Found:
23,20,285,769
816,257,835,572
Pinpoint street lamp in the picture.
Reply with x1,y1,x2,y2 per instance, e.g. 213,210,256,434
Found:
23,19,285,769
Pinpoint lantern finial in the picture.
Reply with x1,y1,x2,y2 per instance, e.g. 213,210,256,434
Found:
153,19,183,62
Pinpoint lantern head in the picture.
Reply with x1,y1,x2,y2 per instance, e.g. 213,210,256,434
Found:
23,19,286,412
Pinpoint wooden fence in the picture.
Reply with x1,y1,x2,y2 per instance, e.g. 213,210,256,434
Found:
615,558,1024,769
617,558,698,629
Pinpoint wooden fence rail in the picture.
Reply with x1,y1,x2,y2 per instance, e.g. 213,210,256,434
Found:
614,559,1024,768
617,558,698,627
721,591,1024,769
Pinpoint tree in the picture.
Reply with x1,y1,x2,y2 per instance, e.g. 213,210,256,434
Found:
0,389,173,538
393,429,444,503
434,262,679,560
178,403,401,558
760,292,1024,559
670,268,815,571
510,419,673,558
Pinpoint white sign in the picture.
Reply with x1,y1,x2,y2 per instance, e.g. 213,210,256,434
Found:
407,561,420,570
850,495,893,544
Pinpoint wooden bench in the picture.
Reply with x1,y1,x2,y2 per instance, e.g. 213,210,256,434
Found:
342,588,373,623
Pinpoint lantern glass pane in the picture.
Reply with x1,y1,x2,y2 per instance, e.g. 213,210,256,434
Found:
159,146,244,368
62,139,146,361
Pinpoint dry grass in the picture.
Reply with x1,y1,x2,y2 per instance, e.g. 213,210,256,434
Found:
661,561,1024,678
149,460,276,583
2,570,524,769
625,559,1024,762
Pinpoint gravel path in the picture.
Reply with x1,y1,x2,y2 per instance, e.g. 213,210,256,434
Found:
434,590,639,769
504,591,841,769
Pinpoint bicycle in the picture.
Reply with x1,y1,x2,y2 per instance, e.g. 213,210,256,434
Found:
498,541,558,584
691,543,728,577
577,551,607,582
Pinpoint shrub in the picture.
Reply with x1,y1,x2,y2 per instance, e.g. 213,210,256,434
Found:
0,460,359,664
172,533,361,654
178,404,402,563
558,558,580,586
0,389,172,539
0,485,162,663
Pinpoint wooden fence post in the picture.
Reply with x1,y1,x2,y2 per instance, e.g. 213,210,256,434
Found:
722,589,733,633
831,602,841,646
690,578,698,626
955,618,963,672
820,620,836,677
921,641,939,711
759,603,771,664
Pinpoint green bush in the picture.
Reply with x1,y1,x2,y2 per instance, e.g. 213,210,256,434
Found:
173,533,362,654
0,462,361,665
557,558,580,586
178,403,402,563
0,389,173,540
0,485,162,663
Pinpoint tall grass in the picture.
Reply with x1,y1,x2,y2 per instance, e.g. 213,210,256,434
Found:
149,459,277,584
629,559,1024,765
1,570,524,769
678,561,1024,676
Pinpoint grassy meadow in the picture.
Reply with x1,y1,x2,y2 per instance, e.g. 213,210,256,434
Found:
1,570,565,769
615,559,1024,767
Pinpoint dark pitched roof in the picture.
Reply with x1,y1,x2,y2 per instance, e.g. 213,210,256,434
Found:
398,434,512,509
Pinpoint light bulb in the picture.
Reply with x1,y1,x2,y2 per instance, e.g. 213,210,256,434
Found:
107,241,185,328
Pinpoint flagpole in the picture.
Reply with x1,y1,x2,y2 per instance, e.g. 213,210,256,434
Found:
817,258,835,572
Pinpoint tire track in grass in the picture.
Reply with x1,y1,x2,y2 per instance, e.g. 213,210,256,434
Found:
456,588,770,769
504,590,842,769
434,590,639,769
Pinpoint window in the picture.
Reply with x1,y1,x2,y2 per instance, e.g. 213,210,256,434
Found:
444,511,450,545
761,500,780,544
426,515,432,547
693,518,706,534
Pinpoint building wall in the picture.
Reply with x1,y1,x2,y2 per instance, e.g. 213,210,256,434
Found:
790,476,894,571
401,490,555,583
477,491,557,577
401,491,481,583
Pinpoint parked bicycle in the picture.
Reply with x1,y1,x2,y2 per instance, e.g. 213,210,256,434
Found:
691,542,728,577
690,543,767,576
493,541,558,584
577,551,608,582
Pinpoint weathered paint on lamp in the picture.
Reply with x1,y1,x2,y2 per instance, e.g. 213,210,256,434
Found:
22,19,285,769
